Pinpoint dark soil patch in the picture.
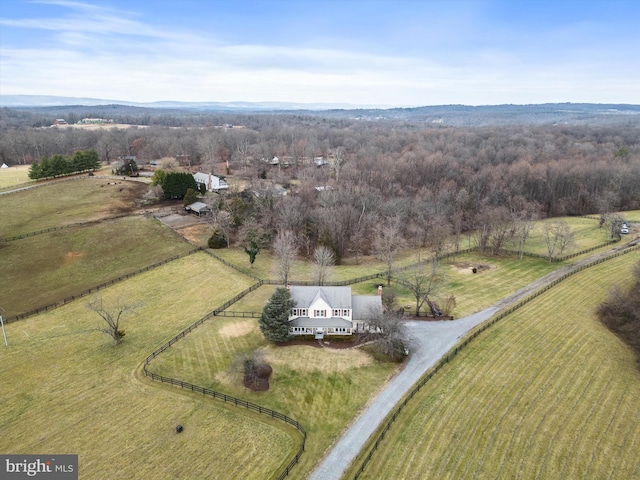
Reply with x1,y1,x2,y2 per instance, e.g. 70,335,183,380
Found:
107,181,148,216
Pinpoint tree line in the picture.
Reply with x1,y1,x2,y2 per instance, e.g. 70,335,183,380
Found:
28,149,101,179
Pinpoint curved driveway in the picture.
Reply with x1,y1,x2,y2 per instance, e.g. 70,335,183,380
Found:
308,244,638,480
308,307,498,480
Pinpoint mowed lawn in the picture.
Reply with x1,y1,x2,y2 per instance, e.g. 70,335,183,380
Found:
149,309,400,478
0,253,299,480
0,216,195,318
347,249,640,480
0,177,148,237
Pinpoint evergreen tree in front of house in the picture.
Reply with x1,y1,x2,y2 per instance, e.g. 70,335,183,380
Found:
161,171,198,199
259,287,294,343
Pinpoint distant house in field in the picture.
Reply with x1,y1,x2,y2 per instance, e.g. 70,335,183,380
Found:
288,286,382,339
52,119,67,126
78,118,112,125
184,201,211,217
314,156,328,167
193,172,229,192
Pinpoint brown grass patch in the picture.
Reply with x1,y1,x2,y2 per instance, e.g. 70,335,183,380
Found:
452,261,496,274
219,320,258,338
177,223,212,246
264,344,372,372
64,251,86,264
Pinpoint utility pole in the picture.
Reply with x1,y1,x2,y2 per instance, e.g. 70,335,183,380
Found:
0,314,7,347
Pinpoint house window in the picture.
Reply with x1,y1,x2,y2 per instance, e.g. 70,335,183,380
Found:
291,308,308,317
314,310,326,317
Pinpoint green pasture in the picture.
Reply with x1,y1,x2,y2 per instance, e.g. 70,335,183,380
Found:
210,246,427,283
148,313,399,477
505,215,609,257
0,177,147,237
388,253,560,317
346,249,640,480
623,209,640,222
0,216,196,318
0,253,300,480
0,165,33,189
215,251,570,319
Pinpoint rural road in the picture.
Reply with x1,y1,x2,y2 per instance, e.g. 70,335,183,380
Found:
308,241,639,480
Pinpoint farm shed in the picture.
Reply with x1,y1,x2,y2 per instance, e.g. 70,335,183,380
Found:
185,201,211,217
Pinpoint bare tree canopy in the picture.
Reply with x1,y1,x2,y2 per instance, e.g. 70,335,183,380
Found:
273,230,298,286
543,220,575,262
313,245,335,286
87,296,140,345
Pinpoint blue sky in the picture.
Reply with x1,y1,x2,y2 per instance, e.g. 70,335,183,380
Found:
1,0,638,106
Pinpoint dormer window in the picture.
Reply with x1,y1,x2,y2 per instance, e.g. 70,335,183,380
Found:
314,309,326,317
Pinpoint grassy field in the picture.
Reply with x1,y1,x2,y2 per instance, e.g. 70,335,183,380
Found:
213,250,589,318
346,249,640,480
624,209,640,222
0,177,147,237
0,216,196,318
369,253,560,317
148,313,400,478
0,164,33,189
211,246,444,284
0,253,301,480
505,215,610,257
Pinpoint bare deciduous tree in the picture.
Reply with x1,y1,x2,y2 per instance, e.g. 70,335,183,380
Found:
87,296,140,345
374,217,406,286
364,309,410,362
400,259,442,316
273,230,298,285
313,245,335,285
543,220,575,262
212,210,234,248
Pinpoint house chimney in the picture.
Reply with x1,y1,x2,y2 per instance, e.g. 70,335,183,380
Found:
208,172,213,191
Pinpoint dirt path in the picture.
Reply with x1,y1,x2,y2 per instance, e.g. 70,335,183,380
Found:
308,241,639,480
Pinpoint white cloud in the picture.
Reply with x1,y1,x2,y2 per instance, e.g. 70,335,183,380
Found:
1,0,638,105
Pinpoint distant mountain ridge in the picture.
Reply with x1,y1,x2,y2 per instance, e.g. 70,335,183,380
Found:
0,94,388,111
1,95,639,127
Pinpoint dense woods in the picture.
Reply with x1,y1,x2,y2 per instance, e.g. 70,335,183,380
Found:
2,107,639,261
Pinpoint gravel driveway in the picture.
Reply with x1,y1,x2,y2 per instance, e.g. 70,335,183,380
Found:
308,242,639,480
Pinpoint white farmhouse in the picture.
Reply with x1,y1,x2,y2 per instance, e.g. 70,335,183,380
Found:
288,286,382,339
193,172,229,192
